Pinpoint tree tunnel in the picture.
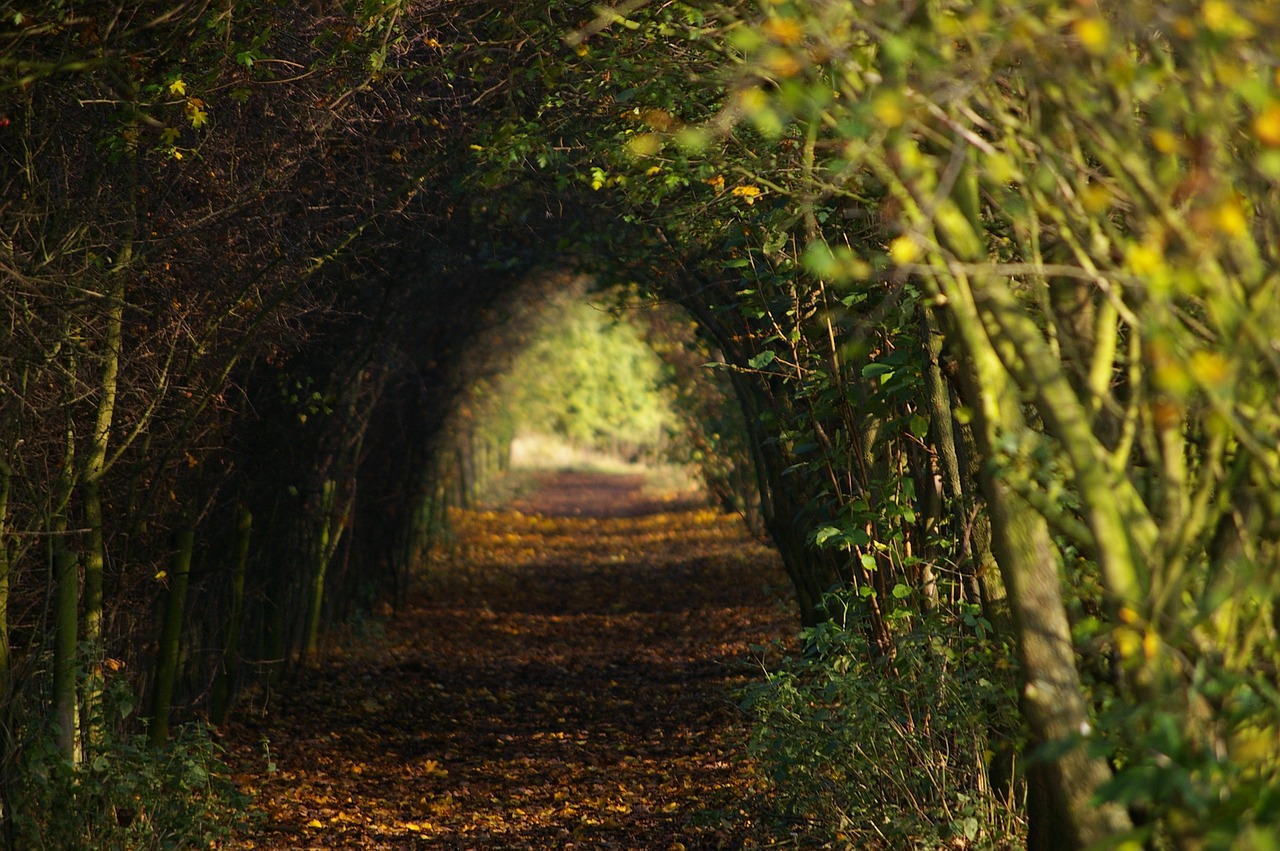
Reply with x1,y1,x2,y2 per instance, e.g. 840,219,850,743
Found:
5,1,1280,848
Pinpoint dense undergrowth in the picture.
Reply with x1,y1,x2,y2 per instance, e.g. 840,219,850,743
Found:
744,594,1025,850
8,682,251,850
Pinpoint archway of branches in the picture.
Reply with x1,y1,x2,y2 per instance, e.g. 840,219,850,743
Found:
7,3,1280,848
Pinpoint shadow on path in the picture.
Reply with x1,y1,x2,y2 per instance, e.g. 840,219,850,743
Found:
226,473,799,850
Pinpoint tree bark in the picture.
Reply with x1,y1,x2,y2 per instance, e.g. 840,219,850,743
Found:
52,548,80,763
937,270,1132,849
211,506,252,726
303,479,339,661
149,528,194,746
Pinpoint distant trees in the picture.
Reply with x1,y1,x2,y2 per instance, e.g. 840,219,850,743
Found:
496,291,672,458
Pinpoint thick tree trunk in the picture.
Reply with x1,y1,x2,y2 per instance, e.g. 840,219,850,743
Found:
937,271,1132,849
728,371,831,626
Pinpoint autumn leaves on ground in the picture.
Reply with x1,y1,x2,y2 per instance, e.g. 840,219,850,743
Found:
223,472,798,849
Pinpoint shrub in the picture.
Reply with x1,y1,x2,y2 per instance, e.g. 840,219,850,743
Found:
744,601,1025,849
9,682,255,850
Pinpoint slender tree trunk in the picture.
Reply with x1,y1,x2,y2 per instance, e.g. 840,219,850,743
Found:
81,246,129,753
52,548,80,763
728,372,828,625
0,461,11,710
303,479,338,661
148,528,194,746
211,506,252,725
50,413,81,765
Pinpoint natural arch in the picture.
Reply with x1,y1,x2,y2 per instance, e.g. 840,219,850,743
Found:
5,2,1280,849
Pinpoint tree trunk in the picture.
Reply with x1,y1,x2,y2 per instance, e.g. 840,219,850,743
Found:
52,548,80,763
211,506,252,726
937,271,1132,849
81,243,129,754
50,417,81,765
0,461,11,710
303,479,338,661
148,528,194,746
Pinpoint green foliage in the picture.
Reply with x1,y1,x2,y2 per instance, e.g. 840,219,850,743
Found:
653,0,1280,844
1076,556,1280,849
495,294,674,457
10,681,254,850
744,596,1024,849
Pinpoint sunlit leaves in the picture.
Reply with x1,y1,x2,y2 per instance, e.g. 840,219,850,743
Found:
1071,16,1110,55
184,98,209,129
1254,102,1280,147
800,241,871,282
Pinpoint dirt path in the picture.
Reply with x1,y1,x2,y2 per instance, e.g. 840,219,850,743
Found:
225,473,798,850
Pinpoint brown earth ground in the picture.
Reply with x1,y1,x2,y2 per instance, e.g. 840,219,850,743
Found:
223,471,807,849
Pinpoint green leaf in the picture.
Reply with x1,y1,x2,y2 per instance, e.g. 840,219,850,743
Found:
892,583,911,599
861,363,893,378
748,350,777,369
813,526,842,545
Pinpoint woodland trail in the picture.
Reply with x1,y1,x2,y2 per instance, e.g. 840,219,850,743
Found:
224,472,800,850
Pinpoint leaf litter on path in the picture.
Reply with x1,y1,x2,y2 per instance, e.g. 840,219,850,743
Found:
224,472,809,850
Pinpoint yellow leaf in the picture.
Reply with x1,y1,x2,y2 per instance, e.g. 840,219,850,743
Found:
762,17,803,46
1079,183,1111,215
1188,350,1231,385
1142,630,1159,660
1115,626,1142,659
154,570,168,581
1150,128,1180,154
1072,17,1109,55
1212,198,1248,237
1201,0,1254,36
871,92,906,128
889,235,920,265
731,185,761,204
763,48,802,78
626,133,661,158
1125,241,1164,277
1253,103,1280,148
306,819,323,829
188,107,209,129
168,79,186,96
